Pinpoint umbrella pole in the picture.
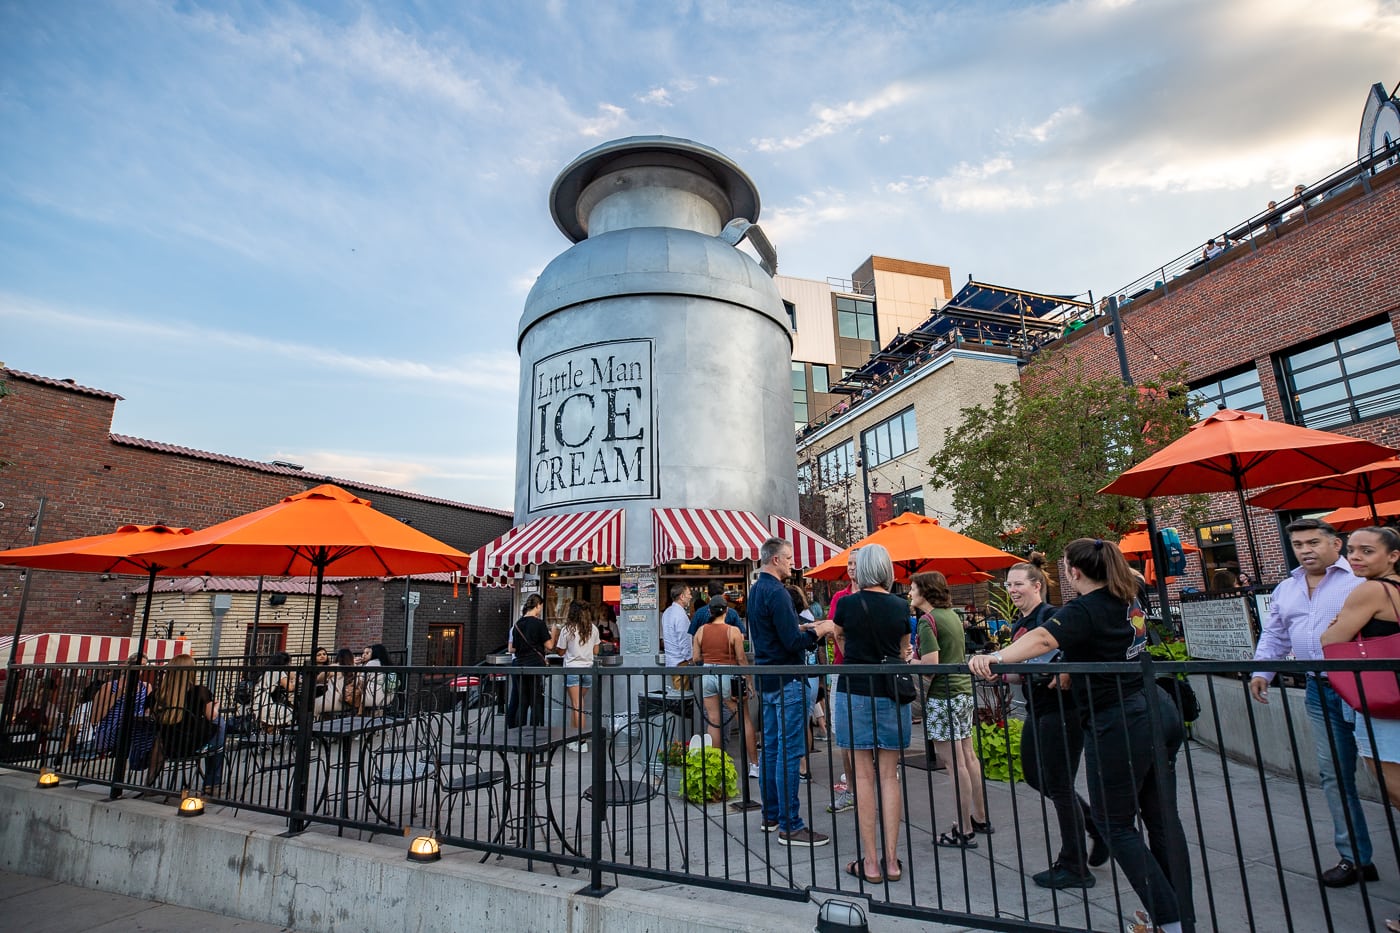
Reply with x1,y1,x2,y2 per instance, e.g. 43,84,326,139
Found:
1235,486,1264,582
289,559,326,833
1,497,45,758
110,566,158,798
1364,477,1379,523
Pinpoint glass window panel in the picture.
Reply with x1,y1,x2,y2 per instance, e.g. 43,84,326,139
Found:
1345,369,1400,401
812,365,829,394
1289,359,1343,390
856,313,876,341
1337,321,1394,354
836,297,855,313
792,362,806,390
1287,342,1337,370
1342,343,1400,376
838,311,859,338
903,410,919,449
1220,369,1258,393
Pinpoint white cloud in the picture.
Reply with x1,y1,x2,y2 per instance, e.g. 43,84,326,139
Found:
638,87,672,106
1016,106,1083,143
579,102,628,138
752,81,915,152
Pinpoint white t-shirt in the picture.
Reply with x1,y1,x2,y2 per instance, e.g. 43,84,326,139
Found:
556,625,600,667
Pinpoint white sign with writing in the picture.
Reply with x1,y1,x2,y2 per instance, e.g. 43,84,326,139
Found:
527,339,657,511
1181,595,1257,661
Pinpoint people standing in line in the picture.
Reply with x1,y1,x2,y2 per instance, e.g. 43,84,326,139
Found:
787,584,823,784
1250,519,1373,887
971,539,1193,933
662,583,694,669
1005,557,1106,887
506,594,553,728
909,571,990,848
689,579,746,636
826,549,860,815
749,536,838,847
831,544,913,883
554,600,600,749
692,593,757,776
1321,525,1400,933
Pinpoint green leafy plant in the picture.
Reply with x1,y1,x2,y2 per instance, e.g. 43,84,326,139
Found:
683,747,738,803
1147,640,1191,663
974,718,1024,783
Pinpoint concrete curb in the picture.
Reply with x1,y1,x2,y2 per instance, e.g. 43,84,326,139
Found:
0,773,814,933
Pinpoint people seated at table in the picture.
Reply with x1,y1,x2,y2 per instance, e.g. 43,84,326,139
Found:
90,653,150,754
149,653,225,793
358,643,393,713
316,648,357,718
253,652,296,729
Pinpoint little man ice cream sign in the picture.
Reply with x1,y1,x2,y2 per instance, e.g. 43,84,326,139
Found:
528,338,657,511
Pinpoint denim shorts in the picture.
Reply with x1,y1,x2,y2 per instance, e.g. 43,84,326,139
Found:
834,691,912,750
701,673,734,698
564,672,593,688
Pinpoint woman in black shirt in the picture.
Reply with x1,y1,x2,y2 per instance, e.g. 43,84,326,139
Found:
506,594,554,727
832,543,912,884
971,539,1193,933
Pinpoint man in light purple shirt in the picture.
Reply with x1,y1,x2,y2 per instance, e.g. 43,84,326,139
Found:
1249,518,1374,887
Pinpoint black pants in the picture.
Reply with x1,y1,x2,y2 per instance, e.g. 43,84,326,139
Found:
505,670,544,728
1021,693,1101,872
1083,686,1194,931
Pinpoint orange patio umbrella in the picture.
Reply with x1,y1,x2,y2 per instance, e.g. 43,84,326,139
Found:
1246,457,1400,521
1113,522,1200,562
0,523,196,793
1100,408,1395,578
1322,498,1400,533
130,484,471,653
806,513,1020,583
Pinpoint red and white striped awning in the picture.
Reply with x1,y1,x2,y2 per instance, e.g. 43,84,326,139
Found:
490,509,626,570
769,515,841,570
464,524,523,587
1,633,189,665
652,508,771,564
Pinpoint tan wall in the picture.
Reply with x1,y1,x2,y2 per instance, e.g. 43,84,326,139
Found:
132,591,340,659
777,274,838,365
799,350,1021,533
871,267,948,342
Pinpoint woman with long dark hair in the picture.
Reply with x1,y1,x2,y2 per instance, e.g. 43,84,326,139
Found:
1005,555,1105,887
971,539,1193,933
554,600,600,748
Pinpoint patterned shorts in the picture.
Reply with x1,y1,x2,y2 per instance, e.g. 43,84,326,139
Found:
925,693,975,742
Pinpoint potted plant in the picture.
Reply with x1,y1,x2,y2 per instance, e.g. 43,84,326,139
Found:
973,718,1024,783
656,740,688,797
683,746,738,804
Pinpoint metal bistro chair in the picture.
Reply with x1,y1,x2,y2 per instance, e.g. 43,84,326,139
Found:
364,714,436,829
424,711,508,857
575,716,689,875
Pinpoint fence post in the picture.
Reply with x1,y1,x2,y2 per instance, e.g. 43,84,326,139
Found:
581,664,610,896
287,658,317,833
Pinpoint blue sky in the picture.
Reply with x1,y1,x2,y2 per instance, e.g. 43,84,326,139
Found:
2,0,1394,512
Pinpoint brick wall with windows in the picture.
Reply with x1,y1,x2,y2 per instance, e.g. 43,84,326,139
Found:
0,369,513,650
1022,168,1400,586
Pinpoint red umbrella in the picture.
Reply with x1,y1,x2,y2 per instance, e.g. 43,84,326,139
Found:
1246,457,1400,520
806,513,1020,583
1100,409,1395,578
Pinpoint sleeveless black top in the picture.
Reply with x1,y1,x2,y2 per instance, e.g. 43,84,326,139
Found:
1358,578,1400,638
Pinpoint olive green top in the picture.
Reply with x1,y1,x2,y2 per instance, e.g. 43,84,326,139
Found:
917,607,972,700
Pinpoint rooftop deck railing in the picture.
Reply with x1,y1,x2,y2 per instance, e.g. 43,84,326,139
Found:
3,656,1397,932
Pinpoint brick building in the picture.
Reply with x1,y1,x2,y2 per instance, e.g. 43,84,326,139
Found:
1021,144,1400,589
0,368,515,662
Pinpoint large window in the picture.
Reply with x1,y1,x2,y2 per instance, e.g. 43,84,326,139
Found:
792,362,808,427
1190,366,1266,417
783,300,798,331
837,296,877,341
861,408,918,467
812,364,830,394
818,441,855,488
1195,522,1240,591
1278,318,1400,429
892,486,924,517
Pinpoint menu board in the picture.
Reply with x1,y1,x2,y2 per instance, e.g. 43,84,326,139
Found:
621,610,656,657
1181,594,1257,661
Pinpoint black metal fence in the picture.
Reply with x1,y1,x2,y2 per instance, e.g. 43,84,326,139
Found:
2,655,1397,932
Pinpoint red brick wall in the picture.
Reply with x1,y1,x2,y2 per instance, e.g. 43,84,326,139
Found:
1023,171,1400,589
0,373,510,647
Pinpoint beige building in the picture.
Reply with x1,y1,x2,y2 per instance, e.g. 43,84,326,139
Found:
132,577,341,659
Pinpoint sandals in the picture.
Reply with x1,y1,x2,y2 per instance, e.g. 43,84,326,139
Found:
1385,920,1400,933
845,859,883,884
882,857,903,882
936,825,978,848
971,815,994,835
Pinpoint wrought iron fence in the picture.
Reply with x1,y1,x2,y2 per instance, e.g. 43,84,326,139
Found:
3,655,1397,932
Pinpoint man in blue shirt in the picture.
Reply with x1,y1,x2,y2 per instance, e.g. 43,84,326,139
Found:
749,537,836,847
688,580,747,637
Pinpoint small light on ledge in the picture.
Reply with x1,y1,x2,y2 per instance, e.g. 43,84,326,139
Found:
37,768,60,789
178,790,205,817
407,833,441,862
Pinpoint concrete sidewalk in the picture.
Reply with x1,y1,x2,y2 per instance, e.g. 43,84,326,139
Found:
0,870,305,933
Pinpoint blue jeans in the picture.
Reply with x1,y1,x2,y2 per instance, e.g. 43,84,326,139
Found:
204,717,227,788
761,678,809,833
1307,677,1372,864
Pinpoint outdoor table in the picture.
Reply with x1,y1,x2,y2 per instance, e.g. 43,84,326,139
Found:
637,689,696,765
454,723,576,862
309,715,402,825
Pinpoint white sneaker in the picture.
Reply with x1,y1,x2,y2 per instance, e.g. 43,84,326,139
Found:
748,763,760,779
826,789,854,813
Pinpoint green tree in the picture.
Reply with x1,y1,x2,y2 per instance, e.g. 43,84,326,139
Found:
930,356,1201,558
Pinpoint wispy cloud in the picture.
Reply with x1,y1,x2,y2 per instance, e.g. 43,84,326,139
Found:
579,102,628,138
752,82,915,152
